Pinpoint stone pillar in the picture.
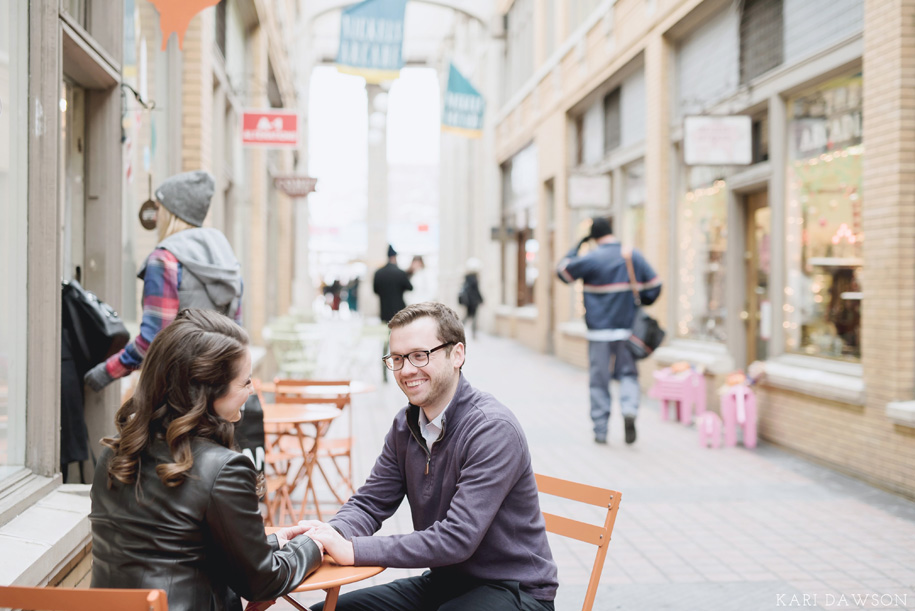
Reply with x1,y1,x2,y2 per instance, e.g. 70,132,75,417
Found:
360,83,389,320
644,33,672,327
293,27,315,310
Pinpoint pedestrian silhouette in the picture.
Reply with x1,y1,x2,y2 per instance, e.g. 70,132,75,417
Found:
458,257,484,339
373,245,413,323
557,216,662,445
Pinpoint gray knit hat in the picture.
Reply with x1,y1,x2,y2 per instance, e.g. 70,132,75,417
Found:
155,170,214,227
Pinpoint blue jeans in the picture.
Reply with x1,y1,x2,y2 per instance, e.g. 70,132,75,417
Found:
588,340,640,439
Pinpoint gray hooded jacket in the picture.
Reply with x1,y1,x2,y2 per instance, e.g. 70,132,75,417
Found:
141,228,243,319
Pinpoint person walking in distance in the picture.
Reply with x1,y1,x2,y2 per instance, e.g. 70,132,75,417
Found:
83,170,244,392
458,257,484,339
373,244,413,323
300,303,558,610
373,245,414,382
556,216,661,445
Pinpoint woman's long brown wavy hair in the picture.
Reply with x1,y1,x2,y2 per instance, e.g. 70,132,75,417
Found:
102,308,249,488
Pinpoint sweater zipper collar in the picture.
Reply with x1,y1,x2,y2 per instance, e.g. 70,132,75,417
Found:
407,405,447,475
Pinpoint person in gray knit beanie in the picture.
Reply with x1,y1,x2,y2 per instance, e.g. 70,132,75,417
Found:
155,170,214,227
84,168,243,392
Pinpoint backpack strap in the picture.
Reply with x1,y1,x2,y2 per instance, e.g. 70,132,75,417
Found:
622,249,642,307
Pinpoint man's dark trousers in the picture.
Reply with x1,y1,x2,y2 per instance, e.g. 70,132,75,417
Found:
310,571,555,611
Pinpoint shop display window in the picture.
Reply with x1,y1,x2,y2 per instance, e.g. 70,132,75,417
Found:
0,1,27,478
677,172,729,342
501,145,538,307
785,75,862,361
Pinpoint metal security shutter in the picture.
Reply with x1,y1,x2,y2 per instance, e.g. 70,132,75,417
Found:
740,0,783,84
603,88,621,154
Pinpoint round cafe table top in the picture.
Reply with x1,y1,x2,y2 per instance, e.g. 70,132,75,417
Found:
289,560,384,593
261,403,341,425
257,380,375,396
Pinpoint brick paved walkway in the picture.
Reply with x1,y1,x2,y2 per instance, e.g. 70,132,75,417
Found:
276,326,915,610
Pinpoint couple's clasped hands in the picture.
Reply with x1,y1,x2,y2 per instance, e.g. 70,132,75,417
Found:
273,520,354,566
296,520,355,566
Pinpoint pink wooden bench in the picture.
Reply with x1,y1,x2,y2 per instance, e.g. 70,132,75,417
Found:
649,367,706,425
720,384,757,448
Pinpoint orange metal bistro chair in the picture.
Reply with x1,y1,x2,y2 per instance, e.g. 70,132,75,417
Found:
534,474,621,611
0,585,167,611
253,378,298,526
274,379,355,504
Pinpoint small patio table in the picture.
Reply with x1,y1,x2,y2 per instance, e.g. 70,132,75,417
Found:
264,528,385,611
262,404,341,521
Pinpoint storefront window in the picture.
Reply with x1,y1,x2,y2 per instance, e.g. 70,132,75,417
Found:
785,74,863,361
677,170,728,341
621,161,645,251
0,1,28,477
502,145,538,307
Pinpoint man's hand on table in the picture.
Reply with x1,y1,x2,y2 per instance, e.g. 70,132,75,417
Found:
299,521,355,566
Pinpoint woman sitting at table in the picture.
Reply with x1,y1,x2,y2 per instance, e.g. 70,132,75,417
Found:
90,308,322,611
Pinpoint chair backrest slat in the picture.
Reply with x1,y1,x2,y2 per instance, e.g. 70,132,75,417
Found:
0,586,167,611
535,473,621,611
535,473,614,507
541,511,608,546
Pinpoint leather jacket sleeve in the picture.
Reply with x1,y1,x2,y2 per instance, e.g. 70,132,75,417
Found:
204,453,322,601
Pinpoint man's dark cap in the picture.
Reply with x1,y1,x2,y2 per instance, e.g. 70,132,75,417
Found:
387,244,397,257
590,217,613,240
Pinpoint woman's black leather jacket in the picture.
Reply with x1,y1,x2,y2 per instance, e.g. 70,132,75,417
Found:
90,438,321,611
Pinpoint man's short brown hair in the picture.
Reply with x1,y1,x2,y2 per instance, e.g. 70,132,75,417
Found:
388,302,466,348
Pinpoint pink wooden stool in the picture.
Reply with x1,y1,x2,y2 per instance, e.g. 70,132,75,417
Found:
720,385,757,448
697,412,722,448
649,368,706,425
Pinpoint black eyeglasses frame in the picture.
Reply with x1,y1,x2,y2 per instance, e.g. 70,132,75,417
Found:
382,342,454,371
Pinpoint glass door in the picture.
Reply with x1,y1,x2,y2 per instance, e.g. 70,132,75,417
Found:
745,191,771,363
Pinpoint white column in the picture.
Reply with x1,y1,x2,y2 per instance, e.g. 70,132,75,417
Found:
359,83,389,319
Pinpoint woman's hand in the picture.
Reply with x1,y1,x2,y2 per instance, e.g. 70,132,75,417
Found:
275,523,325,559
274,524,307,548
303,523,354,566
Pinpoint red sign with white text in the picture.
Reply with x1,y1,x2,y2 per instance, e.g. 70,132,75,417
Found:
241,110,299,148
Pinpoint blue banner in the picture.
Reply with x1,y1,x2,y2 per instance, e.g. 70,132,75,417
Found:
442,63,485,138
336,0,408,83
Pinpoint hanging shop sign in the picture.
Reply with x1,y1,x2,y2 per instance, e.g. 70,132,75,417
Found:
274,175,317,197
241,110,299,148
568,173,612,208
442,63,485,138
336,0,408,84
683,115,752,166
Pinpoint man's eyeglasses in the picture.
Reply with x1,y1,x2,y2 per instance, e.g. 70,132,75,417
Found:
382,342,454,371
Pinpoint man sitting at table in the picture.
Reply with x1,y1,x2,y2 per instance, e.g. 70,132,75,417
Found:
302,302,558,611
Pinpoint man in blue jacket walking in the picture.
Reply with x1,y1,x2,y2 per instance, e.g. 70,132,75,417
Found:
303,302,558,610
557,216,662,445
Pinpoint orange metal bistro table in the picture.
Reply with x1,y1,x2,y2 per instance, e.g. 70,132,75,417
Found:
283,559,384,611
263,404,341,521
264,528,385,611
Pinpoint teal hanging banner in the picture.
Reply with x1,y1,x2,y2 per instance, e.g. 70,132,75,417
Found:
442,63,485,138
336,0,408,83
